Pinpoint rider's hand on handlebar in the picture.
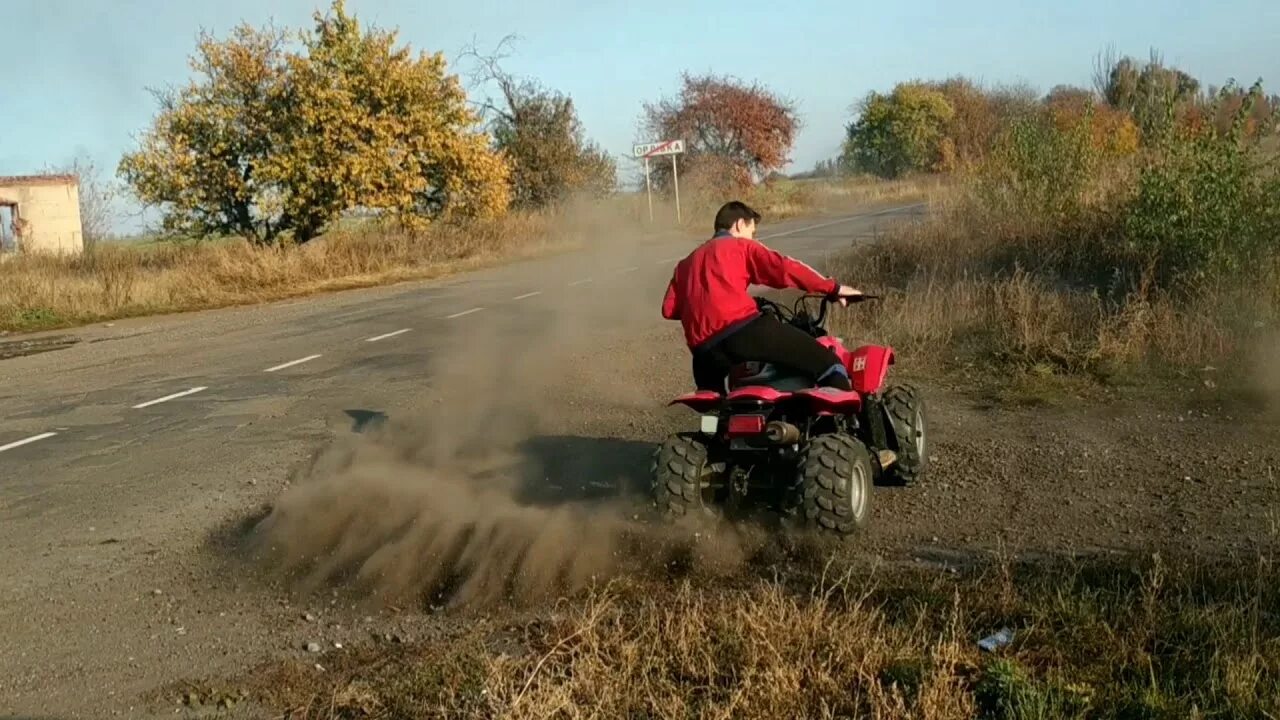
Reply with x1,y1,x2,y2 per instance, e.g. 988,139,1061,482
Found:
834,285,863,307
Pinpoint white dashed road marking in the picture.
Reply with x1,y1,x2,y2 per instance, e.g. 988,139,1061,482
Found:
0,432,58,454
133,387,208,409
365,329,412,342
264,355,322,373
0,204,924,459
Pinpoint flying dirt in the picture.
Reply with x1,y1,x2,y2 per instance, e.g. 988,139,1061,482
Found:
241,224,785,610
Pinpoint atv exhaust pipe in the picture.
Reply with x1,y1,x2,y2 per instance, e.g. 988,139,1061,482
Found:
764,421,802,445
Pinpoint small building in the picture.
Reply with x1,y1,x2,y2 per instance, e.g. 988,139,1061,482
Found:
0,174,85,256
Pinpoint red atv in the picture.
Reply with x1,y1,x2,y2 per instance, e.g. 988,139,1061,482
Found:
651,292,927,536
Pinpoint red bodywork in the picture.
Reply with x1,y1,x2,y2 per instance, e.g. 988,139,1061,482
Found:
669,390,722,412
668,341,894,415
726,386,789,404
817,336,853,372
846,344,894,394
793,388,863,413
818,336,896,395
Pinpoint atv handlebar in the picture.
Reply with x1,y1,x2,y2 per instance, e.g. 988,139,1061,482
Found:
754,291,880,336
810,291,879,327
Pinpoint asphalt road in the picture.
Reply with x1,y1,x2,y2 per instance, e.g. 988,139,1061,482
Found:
0,203,923,477
0,202,925,716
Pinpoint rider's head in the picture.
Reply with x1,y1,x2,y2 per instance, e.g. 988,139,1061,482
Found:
713,201,761,239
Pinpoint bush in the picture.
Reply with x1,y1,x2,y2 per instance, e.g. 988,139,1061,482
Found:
1123,96,1280,289
831,74,1279,378
977,110,1101,226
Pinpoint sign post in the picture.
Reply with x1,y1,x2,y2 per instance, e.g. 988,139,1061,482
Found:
643,157,653,222
671,154,681,223
632,139,685,223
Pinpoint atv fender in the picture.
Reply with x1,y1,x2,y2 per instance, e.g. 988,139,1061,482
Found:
726,386,791,404
669,390,723,413
793,388,863,413
848,345,895,394
817,336,853,369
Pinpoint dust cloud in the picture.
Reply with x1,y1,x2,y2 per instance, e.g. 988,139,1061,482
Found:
245,198,774,608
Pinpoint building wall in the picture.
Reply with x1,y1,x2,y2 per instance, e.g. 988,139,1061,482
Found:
0,180,85,255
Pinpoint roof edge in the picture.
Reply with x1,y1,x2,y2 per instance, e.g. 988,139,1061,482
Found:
0,174,80,187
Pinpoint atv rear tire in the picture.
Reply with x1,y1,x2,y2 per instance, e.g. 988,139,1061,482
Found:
793,433,872,536
651,433,719,519
880,383,928,487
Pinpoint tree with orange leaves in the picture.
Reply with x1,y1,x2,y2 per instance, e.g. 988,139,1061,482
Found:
1045,86,1140,158
119,1,509,245
641,73,799,190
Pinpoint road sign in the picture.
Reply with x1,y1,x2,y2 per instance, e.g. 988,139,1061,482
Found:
633,139,685,158
634,139,685,223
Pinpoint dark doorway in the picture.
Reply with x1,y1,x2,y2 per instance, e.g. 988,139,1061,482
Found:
0,204,17,253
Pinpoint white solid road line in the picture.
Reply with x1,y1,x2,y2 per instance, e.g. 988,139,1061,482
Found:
264,354,323,373
568,278,593,287
133,387,208,409
446,307,485,319
617,266,639,274
512,291,542,300
0,432,58,454
365,328,412,342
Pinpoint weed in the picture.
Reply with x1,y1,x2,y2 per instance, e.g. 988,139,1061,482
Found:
215,555,1280,719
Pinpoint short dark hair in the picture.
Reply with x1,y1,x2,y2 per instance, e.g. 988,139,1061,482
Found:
713,201,761,233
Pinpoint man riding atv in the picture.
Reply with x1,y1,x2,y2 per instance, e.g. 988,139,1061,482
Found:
661,201,864,392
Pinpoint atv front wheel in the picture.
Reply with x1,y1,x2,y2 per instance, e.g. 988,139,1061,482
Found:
651,433,720,519
880,383,928,487
793,433,873,536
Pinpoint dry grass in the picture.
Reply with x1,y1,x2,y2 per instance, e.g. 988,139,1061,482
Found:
827,183,1272,383
0,212,568,333
749,173,943,220
182,553,1280,718
633,174,942,232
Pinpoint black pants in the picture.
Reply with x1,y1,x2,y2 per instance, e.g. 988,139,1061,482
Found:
692,315,853,392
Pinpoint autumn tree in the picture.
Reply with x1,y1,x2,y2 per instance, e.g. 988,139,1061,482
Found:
1044,85,1140,158
641,73,799,189
463,37,615,208
926,77,1010,172
842,83,954,178
118,1,509,244
1093,48,1201,145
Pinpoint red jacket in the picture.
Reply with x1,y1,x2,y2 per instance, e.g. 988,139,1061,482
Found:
662,233,840,349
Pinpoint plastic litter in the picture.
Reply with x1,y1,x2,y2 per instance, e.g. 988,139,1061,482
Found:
978,627,1015,652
